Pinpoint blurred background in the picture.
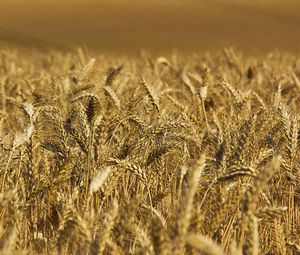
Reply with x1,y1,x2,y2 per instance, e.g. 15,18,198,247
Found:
0,0,299,53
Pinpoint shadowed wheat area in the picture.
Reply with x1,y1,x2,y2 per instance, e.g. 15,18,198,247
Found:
0,48,299,255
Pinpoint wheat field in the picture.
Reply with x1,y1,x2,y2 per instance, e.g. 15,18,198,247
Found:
0,48,299,254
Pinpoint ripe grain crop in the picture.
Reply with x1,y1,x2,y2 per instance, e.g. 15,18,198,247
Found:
0,48,299,254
